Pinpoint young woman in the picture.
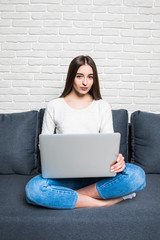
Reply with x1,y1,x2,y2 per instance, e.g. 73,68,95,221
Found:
25,55,146,209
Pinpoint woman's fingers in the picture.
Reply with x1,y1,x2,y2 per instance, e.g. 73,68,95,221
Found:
111,154,126,173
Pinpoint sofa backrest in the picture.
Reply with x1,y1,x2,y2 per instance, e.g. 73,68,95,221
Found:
130,111,160,174
0,111,40,175
1,108,159,175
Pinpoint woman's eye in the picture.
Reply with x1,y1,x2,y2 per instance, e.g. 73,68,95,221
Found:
89,76,93,79
77,75,82,78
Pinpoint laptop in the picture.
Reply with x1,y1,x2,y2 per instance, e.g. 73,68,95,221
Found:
39,133,121,179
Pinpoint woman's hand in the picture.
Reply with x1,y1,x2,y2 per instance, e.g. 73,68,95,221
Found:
111,153,126,173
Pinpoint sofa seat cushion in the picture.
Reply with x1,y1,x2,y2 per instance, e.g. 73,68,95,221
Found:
0,174,159,240
0,111,39,175
131,111,160,173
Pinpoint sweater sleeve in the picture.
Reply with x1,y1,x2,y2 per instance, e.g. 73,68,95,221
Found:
41,102,55,134
99,100,114,133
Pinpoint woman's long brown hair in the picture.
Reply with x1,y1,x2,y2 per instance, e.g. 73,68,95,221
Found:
60,55,102,100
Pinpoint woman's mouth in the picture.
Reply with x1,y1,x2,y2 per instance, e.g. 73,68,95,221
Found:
81,87,88,91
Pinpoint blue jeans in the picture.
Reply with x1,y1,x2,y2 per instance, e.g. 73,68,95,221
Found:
25,163,146,209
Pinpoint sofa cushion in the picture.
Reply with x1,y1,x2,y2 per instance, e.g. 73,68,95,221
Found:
112,109,128,162
131,111,160,173
0,111,39,175
0,174,159,240
38,108,129,164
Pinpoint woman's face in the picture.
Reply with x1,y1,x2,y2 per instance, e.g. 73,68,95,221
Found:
73,64,94,96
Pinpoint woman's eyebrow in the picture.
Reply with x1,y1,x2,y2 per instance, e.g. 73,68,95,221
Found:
76,73,83,75
76,73,94,76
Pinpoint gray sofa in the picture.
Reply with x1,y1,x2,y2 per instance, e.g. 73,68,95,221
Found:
0,108,160,240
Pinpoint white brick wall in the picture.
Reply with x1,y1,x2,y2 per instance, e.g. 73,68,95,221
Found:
0,0,160,114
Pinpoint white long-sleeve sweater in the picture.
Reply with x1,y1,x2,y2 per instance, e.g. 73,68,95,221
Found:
42,98,114,134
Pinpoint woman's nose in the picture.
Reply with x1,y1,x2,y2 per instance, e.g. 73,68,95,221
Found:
82,77,88,85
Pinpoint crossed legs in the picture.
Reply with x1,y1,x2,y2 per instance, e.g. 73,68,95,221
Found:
75,183,123,208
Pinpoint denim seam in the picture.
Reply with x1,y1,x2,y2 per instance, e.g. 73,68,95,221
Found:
96,174,126,199
71,192,78,209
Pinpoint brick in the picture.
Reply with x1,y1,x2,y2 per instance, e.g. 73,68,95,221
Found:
121,30,150,38
12,66,40,73
122,60,148,67
0,66,11,72
107,52,135,60
150,60,160,67
104,67,132,74
48,5,76,12
32,43,62,51
150,90,160,97
94,44,122,52
17,51,46,58
74,21,102,28
92,28,119,36
152,31,160,38
0,95,12,102
70,36,100,43
153,16,160,22
16,5,46,12
124,0,153,7
104,82,133,89
119,89,134,97
42,66,67,74
122,75,152,82
47,51,77,58
134,38,160,45
63,13,93,21
59,28,89,35
0,88,28,95
150,105,160,112
0,0,28,3
125,14,152,22
62,0,92,4
13,80,42,87
0,20,11,27
124,45,151,53
4,73,34,80
102,37,131,44
139,7,160,15
28,58,58,66
29,28,58,35
1,12,30,19
0,27,28,34
44,20,72,27
96,59,120,67
32,12,61,20
13,95,44,102
2,43,31,51
4,35,38,43
31,0,60,3
95,13,122,21
108,6,137,14
13,20,43,27
134,23,160,30
101,89,118,96
0,81,12,88
78,5,106,13
103,22,132,29
30,88,59,95
94,0,122,5
134,67,160,75
0,5,15,11
136,53,160,60
43,81,64,88
0,103,29,112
